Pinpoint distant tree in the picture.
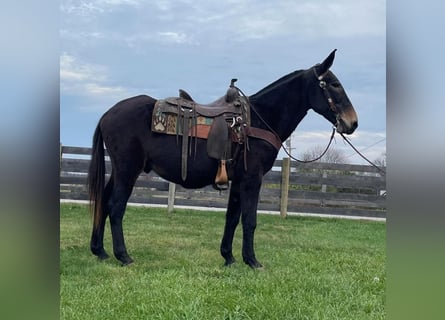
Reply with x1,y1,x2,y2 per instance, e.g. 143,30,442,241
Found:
300,145,347,164
374,152,386,168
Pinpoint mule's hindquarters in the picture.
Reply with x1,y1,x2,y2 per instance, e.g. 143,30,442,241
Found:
88,95,156,264
88,121,139,264
87,94,235,265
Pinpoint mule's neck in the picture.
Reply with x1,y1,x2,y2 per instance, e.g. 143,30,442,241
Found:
248,69,311,142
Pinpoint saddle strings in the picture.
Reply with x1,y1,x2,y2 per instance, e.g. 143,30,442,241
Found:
230,84,251,170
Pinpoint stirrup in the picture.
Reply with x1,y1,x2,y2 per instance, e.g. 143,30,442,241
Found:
213,160,229,191
213,182,229,191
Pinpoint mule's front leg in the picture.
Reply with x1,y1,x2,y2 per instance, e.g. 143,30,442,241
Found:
220,182,241,266
241,211,263,269
240,176,263,269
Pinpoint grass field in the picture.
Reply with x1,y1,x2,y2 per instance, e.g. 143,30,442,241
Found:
60,203,385,319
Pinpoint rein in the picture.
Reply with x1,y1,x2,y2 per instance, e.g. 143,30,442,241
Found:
232,84,284,150
339,133,386,175
282,128,386,175
282,127,336,163
234,72,385,172
233,76,337,164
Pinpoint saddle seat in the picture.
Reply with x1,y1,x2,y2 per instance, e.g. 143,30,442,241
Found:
179,82,243,189
165,96,241,118
174,81,241,118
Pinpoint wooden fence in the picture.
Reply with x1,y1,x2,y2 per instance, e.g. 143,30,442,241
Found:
60,145,386,218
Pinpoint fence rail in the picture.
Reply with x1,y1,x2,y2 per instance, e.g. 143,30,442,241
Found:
60,145,386,218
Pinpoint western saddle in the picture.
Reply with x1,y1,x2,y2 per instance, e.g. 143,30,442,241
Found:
152,79,281,190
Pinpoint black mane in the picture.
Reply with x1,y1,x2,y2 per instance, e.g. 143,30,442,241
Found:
250,70,305,101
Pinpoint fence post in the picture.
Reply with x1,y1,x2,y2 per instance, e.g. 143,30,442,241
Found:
280,157,290,218
321,170,327,193
167,182,176,214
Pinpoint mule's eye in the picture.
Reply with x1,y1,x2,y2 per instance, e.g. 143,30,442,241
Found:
331,82,341,88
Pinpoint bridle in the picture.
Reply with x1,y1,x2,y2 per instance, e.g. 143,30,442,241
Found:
313,64,341,118
234,68,385,172
306,66,386,173
233,66,339,164
279,65,341,163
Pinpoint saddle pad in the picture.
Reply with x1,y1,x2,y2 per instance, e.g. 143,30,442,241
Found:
152,99,212,136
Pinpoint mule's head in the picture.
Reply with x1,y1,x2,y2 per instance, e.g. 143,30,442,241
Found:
308,49,358,135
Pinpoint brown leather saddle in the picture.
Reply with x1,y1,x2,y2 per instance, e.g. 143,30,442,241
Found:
152,79,249,189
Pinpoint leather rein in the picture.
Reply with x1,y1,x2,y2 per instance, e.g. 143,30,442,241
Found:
231,73,386,175
233,67,337,164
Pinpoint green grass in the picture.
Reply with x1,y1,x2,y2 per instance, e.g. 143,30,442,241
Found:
60,203,385,319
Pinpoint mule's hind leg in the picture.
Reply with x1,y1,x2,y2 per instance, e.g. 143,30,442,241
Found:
90,216,109,260
108,172,139,265
90,176,113,260
220,182,242,266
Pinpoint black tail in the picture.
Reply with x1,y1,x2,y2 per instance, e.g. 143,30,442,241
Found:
87,123,105,230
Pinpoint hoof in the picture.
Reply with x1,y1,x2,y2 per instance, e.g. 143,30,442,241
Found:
255,265,266,272
118,255,134,266
222,253,236,266
244,258,263,269
97,252,110,260
92,248,110,260
121,260,134,266
224,258,236,267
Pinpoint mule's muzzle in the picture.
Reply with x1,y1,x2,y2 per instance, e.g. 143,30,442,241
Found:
335,105,358,134
336,114,358,135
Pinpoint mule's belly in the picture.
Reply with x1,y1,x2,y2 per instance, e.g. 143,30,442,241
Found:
147,135,219,188
152,160,218,188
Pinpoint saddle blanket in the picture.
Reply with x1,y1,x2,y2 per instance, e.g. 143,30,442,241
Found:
152,100,213,138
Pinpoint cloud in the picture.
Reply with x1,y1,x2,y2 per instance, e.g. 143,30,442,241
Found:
84,83,127,95
294,1,385,37
157,31,195,44
60,53,106,82
60,0,385,49
60,53,132,100
61,28,197,49
59,0,386,160
175,1,386,41
60,0,141,17
153,0,173,11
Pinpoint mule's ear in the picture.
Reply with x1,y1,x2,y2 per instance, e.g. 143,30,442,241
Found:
317,49,337,79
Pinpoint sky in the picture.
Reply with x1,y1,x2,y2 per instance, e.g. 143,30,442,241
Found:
60,0,386,164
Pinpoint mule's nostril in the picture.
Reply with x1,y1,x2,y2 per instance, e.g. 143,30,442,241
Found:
352,121,358,130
